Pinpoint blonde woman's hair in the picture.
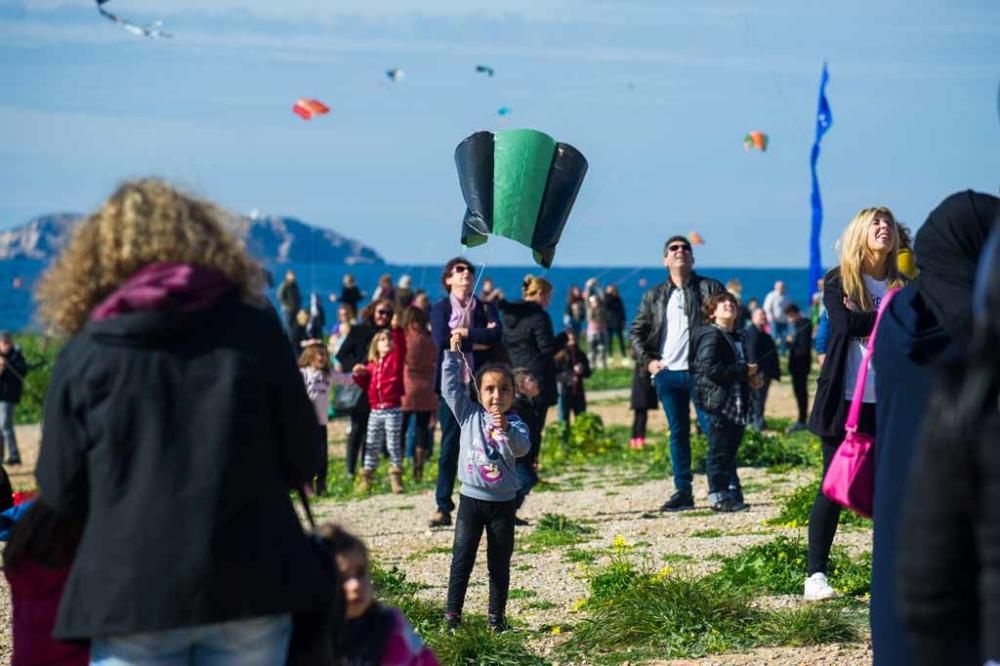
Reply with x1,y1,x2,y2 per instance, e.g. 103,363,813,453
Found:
35,179,266,335
838,206,906,311
522,275,553,300
367,329,392,362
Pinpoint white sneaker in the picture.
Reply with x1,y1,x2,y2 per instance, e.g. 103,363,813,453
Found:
803,572,836,600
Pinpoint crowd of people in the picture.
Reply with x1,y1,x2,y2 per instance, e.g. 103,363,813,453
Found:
0,177,997,666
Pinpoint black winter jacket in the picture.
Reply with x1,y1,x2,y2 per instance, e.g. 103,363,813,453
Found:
808,268,879,439
496,299,561,408
629,273,725,372
690,324,749,416
36,296,330,639
787,319,813,372
0,346,28,403
744,325,780,381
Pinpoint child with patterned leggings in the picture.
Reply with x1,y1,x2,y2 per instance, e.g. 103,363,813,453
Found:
352,326,407,493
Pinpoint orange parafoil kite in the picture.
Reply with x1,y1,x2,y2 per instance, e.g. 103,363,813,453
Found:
292,99,330,120
689,231,705,246
743,131,768,152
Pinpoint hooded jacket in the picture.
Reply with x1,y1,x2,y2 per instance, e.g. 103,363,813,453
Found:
496,299,560,408
441,352,530,503
0,345,28,403
36,292,329,640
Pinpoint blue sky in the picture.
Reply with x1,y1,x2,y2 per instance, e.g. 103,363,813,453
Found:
1,0,998,267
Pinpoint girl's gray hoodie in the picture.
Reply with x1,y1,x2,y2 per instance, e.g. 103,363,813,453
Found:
441,351,531,502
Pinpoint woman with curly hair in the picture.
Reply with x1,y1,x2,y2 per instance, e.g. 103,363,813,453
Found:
804,205,906,601
34,179,330,664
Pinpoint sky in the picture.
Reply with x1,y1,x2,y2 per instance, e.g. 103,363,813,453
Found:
1,0,998,268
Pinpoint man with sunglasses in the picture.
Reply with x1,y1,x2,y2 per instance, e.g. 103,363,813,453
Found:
630,235,724,511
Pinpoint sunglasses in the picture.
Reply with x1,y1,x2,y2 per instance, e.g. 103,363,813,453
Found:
375,309,392,316
452,265,472,274
668,244,692,253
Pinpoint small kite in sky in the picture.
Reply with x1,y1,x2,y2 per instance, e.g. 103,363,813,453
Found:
689,231,705,246
386,69,405,82
292,98,330,120
497,107,511,116
96,0,172,38
475,65,495,77
743,131,768,152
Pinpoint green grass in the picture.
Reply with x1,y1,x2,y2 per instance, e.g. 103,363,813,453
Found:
661,553,695,563
768,479,872,528
559,540,864,664
709,535,872,596
520,513,596,552
586,365,633,391
691,528,724,538
564,548,602,564
524,600,557,611
507,588,537,600
371,561,545,665
406,545,452,561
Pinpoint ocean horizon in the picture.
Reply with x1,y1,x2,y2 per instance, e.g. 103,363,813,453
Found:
0,260,820,333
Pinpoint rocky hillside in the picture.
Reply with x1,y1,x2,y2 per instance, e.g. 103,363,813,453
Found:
0,211,384,265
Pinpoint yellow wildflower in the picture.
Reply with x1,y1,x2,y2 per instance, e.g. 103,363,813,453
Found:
551,625,562,635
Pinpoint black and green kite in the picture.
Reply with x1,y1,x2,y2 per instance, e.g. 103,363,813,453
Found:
455,129,588,268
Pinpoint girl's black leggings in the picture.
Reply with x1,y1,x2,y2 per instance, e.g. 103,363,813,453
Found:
807,401,876,574
447,495,516,618
631,409,648,439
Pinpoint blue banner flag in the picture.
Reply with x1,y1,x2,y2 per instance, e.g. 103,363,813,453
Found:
809,63,833,293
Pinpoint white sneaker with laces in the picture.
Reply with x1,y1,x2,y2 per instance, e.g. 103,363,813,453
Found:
803,572,836,600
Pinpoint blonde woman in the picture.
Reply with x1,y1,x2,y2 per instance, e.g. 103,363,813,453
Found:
804,206,906,600
34,179,328,663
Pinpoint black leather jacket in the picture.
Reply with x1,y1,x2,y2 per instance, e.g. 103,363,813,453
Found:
629,272,725,370
691,324,749,415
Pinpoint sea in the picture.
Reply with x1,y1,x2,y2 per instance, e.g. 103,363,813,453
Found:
0,260,818,332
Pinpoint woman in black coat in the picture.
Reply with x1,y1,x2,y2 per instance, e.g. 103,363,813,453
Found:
496,276,561,422
872,191,998,665
33,180,329,660
805,205,906,601
336,298,394,476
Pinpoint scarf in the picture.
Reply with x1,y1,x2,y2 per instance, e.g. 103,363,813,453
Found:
448,292,477,382
90,262,234,321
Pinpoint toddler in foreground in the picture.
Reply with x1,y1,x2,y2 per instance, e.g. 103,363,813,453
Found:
320,523,438,666
441,332,531,631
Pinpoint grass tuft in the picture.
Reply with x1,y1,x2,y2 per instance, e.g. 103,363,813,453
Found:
520,513,596,551
768,479,872,528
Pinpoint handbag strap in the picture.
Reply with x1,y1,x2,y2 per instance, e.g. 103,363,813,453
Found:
296,487,318,531
845,288,900,432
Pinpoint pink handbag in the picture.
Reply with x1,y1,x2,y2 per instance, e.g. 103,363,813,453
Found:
821,288,899,518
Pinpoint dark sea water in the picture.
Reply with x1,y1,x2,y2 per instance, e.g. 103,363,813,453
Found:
0,260,818,332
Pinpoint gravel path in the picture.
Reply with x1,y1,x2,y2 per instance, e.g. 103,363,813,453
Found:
0,379,873,664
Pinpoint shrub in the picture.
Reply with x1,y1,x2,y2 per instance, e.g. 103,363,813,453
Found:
13,334,59,425
710,535,871,596
768,479,871,528
736,428,820,469
520,513,596,551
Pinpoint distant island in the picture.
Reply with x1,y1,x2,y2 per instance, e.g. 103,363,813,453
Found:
0,211,385,266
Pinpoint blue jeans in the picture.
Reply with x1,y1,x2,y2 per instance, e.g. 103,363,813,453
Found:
435,401,462,514
0,401,18,461
654,370,708,495
90,614,291,666
771,321,788,354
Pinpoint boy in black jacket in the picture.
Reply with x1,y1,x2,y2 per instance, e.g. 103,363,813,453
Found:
784,305,813,432
0,332,28,465
511,368,541,526
555,330,592,429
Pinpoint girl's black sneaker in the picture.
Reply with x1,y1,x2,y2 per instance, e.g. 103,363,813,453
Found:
488,613,510,633
444,611,461,630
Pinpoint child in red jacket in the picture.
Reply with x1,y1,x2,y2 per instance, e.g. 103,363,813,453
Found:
353,326,407,493
3,499,88,666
